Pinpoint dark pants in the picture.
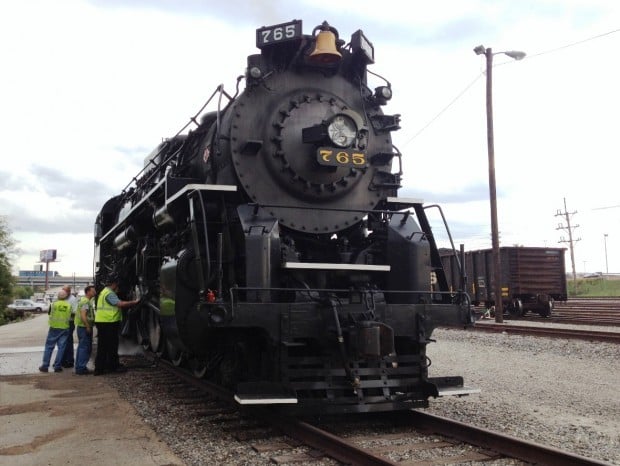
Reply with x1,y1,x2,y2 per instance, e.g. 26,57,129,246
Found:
61,320,75,366
95,321,120,373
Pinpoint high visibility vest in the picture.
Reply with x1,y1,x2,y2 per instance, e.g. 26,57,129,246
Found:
49,299,72,329
75,296,95,327
95,287,121,323
160,297,175,316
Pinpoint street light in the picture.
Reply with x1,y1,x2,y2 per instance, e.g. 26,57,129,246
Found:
474,45,526,323
604,233,609,275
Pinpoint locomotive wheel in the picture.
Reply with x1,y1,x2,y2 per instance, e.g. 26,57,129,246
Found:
218,343,250,389
146,310,164,356
508,299,523,317
191,359,208,378
135,317,149,349
539,299,553,318
166,339,184,367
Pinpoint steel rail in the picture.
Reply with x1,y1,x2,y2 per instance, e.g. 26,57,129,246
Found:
147,354,400,465
403,411,611,466
272,416,400,466
471,323,620,343
138,353,611,465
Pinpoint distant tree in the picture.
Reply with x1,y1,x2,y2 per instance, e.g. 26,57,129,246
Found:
0,216,16,309
13,285,33,299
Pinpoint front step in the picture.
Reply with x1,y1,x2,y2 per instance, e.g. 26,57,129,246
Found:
234,382,298,405
429,376,480,397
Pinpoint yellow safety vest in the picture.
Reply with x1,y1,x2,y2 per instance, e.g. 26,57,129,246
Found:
95,287,121,323
49,300,72,329
75,296,95,327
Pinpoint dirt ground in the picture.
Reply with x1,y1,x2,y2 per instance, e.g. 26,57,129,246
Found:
0,315,184,466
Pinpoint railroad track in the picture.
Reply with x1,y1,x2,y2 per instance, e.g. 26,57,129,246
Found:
550,298,620,325
108,353,609,465
473,297,620,326
472,322,620,343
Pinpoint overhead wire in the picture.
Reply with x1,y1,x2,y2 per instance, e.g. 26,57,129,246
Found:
401,72,483,148
526,27,620,59
402,27,620,147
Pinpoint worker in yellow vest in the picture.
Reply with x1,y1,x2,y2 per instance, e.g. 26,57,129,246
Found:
39,289,73,373
74,285,97,375
94,274,139,376
60,285,78,368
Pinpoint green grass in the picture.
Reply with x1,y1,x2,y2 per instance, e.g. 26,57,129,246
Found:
569,277,620,297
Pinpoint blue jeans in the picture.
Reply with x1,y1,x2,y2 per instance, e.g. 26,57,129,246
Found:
41,328,69,370
61,320,75,365
75,326,93,373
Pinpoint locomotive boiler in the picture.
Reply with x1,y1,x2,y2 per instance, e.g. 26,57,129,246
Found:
94,20,474,414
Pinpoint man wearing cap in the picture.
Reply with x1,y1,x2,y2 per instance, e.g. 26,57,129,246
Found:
60,285,78,368
39,289,73,373
94,274,139,375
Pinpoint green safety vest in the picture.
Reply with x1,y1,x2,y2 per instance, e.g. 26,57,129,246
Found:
159,297,175,316
49,299,72,329
74,296,95,327
95,287,121,323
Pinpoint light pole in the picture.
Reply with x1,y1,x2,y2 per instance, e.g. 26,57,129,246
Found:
474,45,526,323
604,233,609,275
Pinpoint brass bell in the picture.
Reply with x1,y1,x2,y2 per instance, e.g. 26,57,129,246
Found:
309,23,342,64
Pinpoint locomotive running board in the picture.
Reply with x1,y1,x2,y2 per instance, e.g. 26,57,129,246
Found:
283,262,390,271
386,196,424,208
234,382,298,405
166,183,237,205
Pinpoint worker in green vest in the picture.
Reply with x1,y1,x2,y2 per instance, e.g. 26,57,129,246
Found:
74,285,97,375
94,273,139,376
39,289,73,373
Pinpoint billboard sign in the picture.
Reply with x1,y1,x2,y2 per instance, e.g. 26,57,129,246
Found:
39,249,57,262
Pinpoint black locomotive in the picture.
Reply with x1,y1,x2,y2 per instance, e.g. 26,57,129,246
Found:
94,20,474,414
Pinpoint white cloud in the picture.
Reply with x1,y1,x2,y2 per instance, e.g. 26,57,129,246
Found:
1,0,619,276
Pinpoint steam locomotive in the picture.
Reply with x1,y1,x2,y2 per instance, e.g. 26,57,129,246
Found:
94,20,474,414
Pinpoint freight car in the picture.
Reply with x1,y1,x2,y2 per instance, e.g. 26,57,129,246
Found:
94,20,474,414
441,247,567,317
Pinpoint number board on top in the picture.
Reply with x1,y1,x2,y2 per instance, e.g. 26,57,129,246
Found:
256,20,302,48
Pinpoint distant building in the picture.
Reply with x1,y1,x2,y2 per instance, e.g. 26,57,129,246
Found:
18,270,59,278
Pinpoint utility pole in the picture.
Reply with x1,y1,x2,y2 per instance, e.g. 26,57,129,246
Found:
473,45,525,323
556,198,580,290
604,233,609,275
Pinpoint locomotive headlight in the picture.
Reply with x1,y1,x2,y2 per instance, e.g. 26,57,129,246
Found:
248,66,262,79
375,86,392,100
374,86,392,105
327,114,357,148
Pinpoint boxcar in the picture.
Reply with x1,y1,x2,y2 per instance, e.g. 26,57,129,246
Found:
441,247,567,317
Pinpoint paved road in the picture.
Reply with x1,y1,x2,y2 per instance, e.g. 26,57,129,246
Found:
0,314,60,376
0,315,184,466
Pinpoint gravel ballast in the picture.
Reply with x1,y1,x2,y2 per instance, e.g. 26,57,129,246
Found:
108,323,619,465
425,325,620,464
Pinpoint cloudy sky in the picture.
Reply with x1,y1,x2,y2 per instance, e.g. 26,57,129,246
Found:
1,0,619,277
